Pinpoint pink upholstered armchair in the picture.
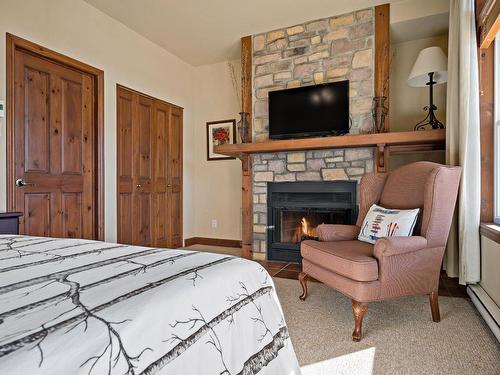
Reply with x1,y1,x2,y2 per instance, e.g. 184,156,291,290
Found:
299,161,462,341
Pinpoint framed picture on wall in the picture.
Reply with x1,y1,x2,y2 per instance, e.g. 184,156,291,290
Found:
206,119,236,161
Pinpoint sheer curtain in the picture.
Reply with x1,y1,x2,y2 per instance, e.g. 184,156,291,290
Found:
445,0,481,284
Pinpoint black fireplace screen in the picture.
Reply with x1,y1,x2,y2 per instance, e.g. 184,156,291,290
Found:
267,181,357,262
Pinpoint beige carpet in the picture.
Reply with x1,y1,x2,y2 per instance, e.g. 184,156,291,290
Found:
274,278,500,375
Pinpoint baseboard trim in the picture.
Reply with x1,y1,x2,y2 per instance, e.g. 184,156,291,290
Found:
184,237,242,248
467,285,500,342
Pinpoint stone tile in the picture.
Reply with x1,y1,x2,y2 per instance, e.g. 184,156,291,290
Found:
347,167,365,176
287,152,306,163
254,100,269,117
293,62,320,79
309,51,330,62
331,38,366,55
323,28,349,42
253,34,266,51
330,14,355,28
324,54,353,69
313,150,334,158
327,68,349,79
268,38,288,51
259,194,267,204
311,35,321,44
288,163,306,172
325,156,343,163
322,168,348,180
356,9,373,22
350,21,373,39
345,148,373,161
270,59,293,71
274,71,292,81
254,204,267,213
254,53,281,65
306,19,329,32
352,49,373,68
267,30,285,43
254,171,274,182
254,74,274,88
289,39,310,48
255,64,271,76
297,171,321,181
254,224,267,234
287,25,305,35
253,164,268,172
275,173,296,182
306,159,326,170
268,159,286,173
294,56,308,65
350,97,372,115
349,67,373,81
284,46,309,58
313,71,325,84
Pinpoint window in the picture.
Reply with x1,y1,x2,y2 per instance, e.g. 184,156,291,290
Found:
494,35,500,224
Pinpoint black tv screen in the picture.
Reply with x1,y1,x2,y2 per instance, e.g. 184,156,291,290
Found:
268,81,349,139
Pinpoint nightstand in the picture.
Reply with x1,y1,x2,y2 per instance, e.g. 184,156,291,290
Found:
0,212,23,235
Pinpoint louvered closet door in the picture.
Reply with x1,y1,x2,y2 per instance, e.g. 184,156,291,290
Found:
117,86,182,248
13,49,95,239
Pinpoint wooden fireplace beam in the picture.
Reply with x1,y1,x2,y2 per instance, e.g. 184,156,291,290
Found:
241,35,253,259
374,4,390,173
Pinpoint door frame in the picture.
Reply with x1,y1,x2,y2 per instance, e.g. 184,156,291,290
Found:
6,33,105,240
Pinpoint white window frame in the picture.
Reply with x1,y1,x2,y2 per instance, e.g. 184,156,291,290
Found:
494,35,500,224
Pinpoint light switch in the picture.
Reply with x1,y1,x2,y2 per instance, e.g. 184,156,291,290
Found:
0,100,4,118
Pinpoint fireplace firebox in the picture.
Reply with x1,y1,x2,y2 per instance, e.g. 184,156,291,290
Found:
267,181,357,263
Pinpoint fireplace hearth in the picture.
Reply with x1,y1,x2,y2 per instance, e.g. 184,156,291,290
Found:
267,181,357,263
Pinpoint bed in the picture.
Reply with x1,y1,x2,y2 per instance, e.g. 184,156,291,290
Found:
0,235,300,375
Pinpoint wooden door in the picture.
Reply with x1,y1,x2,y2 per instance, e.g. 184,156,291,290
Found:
12,49,95,239
117,86,182,247
167,107,183,248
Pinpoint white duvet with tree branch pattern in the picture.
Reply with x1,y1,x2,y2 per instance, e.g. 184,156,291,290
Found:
0,235,300,375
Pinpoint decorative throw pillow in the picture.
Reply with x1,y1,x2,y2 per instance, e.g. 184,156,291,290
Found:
358,204,420,244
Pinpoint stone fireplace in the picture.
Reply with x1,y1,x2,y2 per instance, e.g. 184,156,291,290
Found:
250,7,376,259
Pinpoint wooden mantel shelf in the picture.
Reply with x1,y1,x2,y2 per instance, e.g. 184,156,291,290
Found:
214,129,445,157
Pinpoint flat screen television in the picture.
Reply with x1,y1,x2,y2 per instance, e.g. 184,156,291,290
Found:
268,80,349,139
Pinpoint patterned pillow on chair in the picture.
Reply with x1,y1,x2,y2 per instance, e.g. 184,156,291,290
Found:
358,204,420,244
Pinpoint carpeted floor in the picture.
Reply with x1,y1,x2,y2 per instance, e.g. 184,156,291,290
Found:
273,277,500,375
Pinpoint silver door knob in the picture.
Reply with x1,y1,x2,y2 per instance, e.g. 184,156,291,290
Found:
15,179,34,187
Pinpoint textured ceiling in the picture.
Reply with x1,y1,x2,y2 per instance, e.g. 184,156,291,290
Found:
84,0,406,66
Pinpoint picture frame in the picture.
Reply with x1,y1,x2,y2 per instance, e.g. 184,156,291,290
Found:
206,119,236,161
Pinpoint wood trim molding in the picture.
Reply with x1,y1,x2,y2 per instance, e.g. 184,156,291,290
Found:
477,0,500,49
6,33,105,240
184,237,242,248
480,223,500,244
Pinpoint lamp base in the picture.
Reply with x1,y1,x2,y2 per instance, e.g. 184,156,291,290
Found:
414,105,445,130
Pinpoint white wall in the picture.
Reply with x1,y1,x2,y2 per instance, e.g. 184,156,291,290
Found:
0,0,196,241
191,61,242,240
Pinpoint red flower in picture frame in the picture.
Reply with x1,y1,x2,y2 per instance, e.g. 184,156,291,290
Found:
212,127,230,145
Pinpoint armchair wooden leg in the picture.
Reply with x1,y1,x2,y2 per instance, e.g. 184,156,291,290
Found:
429,291,440,322
299,272,309,301
352,300,369,342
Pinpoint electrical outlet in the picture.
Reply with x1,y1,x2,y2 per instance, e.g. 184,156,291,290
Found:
211,219,218,229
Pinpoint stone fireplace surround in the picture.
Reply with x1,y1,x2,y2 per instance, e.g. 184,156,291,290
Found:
250,7,376,257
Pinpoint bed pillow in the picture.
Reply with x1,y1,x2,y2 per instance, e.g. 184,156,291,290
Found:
358,204,420,244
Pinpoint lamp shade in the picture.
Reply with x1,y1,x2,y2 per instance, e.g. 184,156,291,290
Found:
407,46,448,87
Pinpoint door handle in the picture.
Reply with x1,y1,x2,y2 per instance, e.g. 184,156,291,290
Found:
15,179,35,187
167,184,172,188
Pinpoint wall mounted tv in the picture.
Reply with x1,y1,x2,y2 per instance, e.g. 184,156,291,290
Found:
268,80,349,139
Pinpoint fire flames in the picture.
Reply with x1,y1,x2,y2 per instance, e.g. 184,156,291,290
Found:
300,217,317,238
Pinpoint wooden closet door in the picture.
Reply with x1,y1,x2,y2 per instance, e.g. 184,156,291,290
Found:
117,85,182,248
13,49,95,239
117,87,153,246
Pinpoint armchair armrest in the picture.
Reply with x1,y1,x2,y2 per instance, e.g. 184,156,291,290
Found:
374,236,428,259
317,224,360,242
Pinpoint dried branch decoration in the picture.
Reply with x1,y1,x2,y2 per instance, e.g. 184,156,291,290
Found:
227,60,242,112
